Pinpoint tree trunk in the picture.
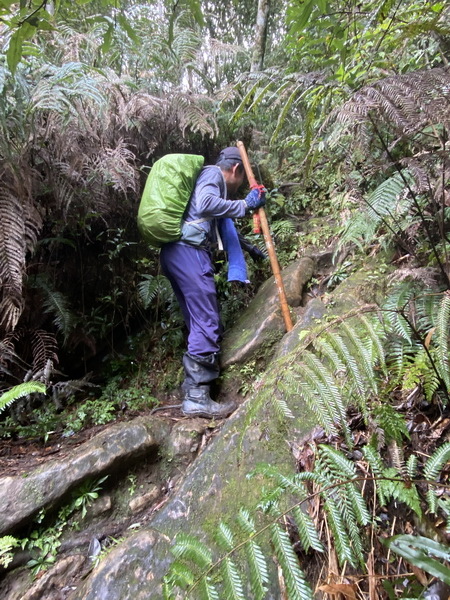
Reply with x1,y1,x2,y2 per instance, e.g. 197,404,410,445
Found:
250,0,271,72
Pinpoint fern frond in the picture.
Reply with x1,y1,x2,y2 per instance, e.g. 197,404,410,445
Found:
363,445,388,506
340,320,378,396
424,442,450,514
171,533,213,570
358,314,387,376
138,274,172,309
297,379,339,438
327,332,367,398
292,506,324,553
167,560,196,589
32,276,75,342
198,576,220,600
303,351,352,445
383,282,415,344
245,540,269,600
406,454,418,478
271,523,313,600
372,403,409,444
216,522,235,552
269,388,295,420
221,557,245,600
323,496,357,567
365,171,409,222
318,445,356,480
0,382,46,413
382,467,422,518
435,291,450,391
0,535,19,568
253,464,308,498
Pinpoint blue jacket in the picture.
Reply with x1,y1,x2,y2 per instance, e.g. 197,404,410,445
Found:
183,166,247,244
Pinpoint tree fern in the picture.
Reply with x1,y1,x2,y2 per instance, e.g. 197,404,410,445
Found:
0,382,46,413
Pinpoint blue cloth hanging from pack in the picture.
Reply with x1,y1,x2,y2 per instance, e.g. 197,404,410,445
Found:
217,218,249,283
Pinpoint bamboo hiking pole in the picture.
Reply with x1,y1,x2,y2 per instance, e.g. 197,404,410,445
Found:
237,141,293,333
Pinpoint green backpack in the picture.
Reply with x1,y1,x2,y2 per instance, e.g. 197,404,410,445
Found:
137,153,205,248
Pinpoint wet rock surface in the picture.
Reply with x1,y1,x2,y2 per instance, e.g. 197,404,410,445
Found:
221,256,315,367
0,418,171,536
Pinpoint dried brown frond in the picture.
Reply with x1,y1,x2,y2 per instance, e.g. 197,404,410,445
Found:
389,267,441,287
336,67,450,137
90,139,139,194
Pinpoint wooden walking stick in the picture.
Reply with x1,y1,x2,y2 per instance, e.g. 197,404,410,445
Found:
237,141,293,332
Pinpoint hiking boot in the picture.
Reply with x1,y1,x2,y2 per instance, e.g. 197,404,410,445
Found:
182,386,236,419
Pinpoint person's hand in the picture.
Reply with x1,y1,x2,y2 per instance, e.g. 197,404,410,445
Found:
244,188,266,210
248,245,267,262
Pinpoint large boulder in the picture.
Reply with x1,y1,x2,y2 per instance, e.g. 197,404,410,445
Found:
0,418,170,535
70,390,316,600
221,256,315,367
69,256,392,600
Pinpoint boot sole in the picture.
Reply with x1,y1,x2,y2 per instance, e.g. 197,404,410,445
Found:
182,407,235,419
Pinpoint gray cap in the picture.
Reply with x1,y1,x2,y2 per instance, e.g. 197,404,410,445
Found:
217,146,243,164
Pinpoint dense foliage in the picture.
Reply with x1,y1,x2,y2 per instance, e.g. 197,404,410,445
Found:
1,0,450,596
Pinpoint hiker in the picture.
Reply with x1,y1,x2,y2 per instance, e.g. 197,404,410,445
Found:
160,146,266,419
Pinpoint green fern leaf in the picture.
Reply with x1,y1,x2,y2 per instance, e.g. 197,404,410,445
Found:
171,533,213,570
138,274,171,309
383,283,415,344
297,379,339,437
358,314,387,376
323,496,357,567
216,522,235,552
292,506,324,553
340,320,378,395
424,442,450,514
373,403,409,444
270,387,295,420
271,523,313,600
363,445,387,506
406,454,418,478
221,557,245,600
303,352,352,445
0,382,46,413
0,535,19,568
328,332,367,401
318,445,356,480
382,467,422,518
245,540,269,600
345,483,372,527
168,560,196,589
198,576,220,600
365,172,409,221
436,291,450,391
424,442,450,481
236,508,255,537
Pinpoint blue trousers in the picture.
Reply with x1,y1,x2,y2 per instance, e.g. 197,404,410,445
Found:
160,243,221,357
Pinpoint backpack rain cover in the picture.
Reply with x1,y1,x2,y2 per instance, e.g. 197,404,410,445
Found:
137,154,205,247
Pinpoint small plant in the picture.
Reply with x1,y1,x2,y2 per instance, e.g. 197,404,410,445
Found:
71,476,109,519
127,473,137,496
0,535,19,568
